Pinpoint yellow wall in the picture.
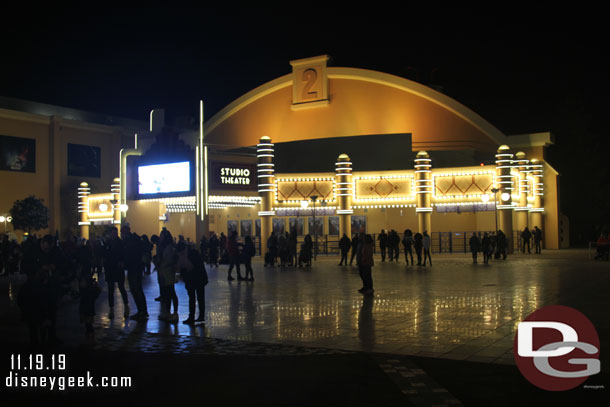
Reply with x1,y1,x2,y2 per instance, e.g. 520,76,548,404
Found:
0,109,133,241
206,70,503,152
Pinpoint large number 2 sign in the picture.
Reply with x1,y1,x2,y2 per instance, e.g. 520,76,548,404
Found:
290,55,329,109
302,68,318,100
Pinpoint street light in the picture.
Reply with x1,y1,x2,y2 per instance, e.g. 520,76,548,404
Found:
0,215,12,232
310,195,318,260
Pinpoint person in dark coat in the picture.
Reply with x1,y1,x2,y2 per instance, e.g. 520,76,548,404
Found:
413,232,423,266
521,227,532,254
208,232,219,267
377,230,388,262
103,227,129,319
176,242,208,324
288,230,298,267
533,226,543,254
141,234,153,274
267,232,278,266
389,230,401,262
17,268,54,349
121,224,147,320
338,233,351,265
199,234,209,263
469,233,481,264
497,230,508,260
299,234,313,267
358,234,374,295
402,229,414,265
227,231,244,281
243,236,256,281
482,232,492,264
349,232,360,265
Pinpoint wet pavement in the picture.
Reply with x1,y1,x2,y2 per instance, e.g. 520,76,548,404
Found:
1,248,609,405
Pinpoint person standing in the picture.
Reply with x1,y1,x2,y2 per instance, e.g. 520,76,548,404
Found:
103,227,129,319
219,232,227,260
208,232,219,267
199,234,209,264
349,232,360,266
521,227,532,254
533,226,543,254
482,232,492,264
338,233,351,265
176,242,208,324
413,232,423,266
227,231,244,281
402,229,414,265
377,230,388,262
422,231,432,266
358,234,375,295
121,224,148,320
243,236,256,281
156,230,179,323
141,234,153,275
497,230,508,260
288,229,298,267
78,272,101,344
469,233,481,264
267,232,277,267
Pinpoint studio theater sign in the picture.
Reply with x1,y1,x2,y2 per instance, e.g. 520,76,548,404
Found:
210,161,257,190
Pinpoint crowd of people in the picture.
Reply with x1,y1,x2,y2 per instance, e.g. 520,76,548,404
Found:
1,222,550,349
6,224,211,349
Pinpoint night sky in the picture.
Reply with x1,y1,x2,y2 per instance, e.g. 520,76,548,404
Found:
1,9,608,242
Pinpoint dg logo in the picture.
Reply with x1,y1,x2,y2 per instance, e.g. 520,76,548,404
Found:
514,305,601,391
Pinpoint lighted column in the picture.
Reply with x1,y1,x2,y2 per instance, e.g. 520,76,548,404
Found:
111,177,122,235
514,151,530,232
414,151,432,234
335,154,353,237
77,182,90,240
495,145,514,253
529,158,544,231
257,136,275,256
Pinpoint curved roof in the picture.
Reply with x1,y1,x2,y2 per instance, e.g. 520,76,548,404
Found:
205,67,507,151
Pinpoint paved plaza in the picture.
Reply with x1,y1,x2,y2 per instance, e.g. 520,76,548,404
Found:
1,249,608,405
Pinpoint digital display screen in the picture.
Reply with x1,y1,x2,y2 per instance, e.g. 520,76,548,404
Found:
138,161,190,195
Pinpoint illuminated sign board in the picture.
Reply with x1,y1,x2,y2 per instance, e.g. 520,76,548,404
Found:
137,161,192,196
210,161,257,191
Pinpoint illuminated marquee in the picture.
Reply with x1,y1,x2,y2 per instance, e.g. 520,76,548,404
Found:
210,161,257,191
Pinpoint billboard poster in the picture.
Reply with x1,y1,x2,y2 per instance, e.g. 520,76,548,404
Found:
0,135,35,173
240,219,253,237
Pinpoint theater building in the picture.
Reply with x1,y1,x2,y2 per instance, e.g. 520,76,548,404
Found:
0,56,563,252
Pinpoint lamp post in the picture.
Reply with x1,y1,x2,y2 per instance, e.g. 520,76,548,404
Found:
0,215,11,233
310,195,318,260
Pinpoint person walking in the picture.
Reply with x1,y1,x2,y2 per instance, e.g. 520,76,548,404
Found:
533,226,543,254
243,236,256,281
521,227,532,254
155,230,179,323
219,232,227,260
227,231,244,281
358,234,375,295
103,227,129,319
469,233,481,264
338,233,351,265
482,232,492,264
349,232,360,266
402,229,414,265
377,230,388,262
422,231,432,266
176,242,208,324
